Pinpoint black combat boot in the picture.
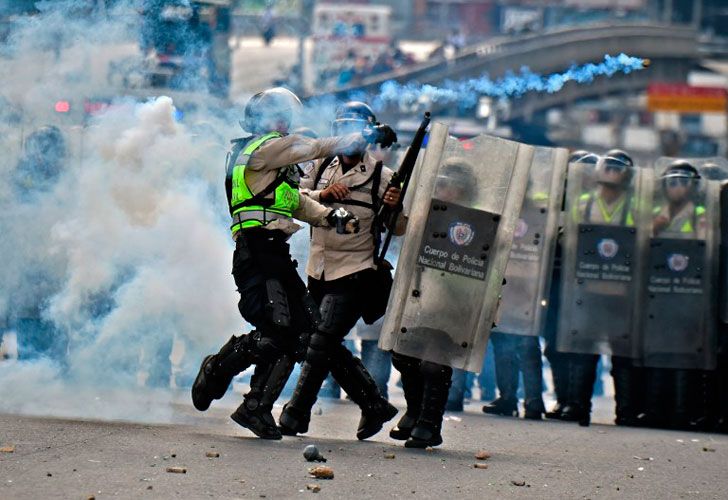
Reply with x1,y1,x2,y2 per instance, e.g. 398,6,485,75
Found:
637,368,668,428
329,347,397,440
192,334,254,411
521,338,546,420
406,362,452,449
670,369,695,430
390,354,424,440
561,354,597,426
231,355,295,440
545,352,570,419
612,357,644,426
483,333,519,417
278,360,330,436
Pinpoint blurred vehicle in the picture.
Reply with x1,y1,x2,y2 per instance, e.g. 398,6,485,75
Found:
108,0,232,97
311,3,392,90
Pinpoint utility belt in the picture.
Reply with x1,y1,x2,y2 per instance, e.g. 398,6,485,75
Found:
232,209,292,230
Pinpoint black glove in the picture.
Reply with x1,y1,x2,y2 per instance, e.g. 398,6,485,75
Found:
326,207,360,234
362,124,398,149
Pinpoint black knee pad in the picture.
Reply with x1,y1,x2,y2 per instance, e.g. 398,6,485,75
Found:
319,294,357,335
301,292,321,329
392,352,421,373
421,361,453,383
265,279,291,328
305,332,331,365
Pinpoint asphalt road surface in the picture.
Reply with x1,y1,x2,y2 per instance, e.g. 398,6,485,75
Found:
1,393,726,499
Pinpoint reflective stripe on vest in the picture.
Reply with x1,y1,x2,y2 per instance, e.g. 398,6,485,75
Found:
229,132,300,235
654,205,706,234
574,192,635,226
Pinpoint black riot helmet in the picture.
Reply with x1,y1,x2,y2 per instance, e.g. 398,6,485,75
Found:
699,161,728,181
568,150,599,165
661,159,701,193
435,156,478,204
604,149,634,168
241,87,302,134
595,149,634,188
24,125,66,159
331,101,376,136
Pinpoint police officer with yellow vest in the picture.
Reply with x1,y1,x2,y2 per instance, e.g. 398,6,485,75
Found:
641,161,707,429
562,149,646,426
543,150,597,421
278,101,402,440
652,161,706,238
191,88,394,440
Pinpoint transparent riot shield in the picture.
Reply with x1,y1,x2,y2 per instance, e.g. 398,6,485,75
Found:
655,157,728,182
656,157,728,326
380,123,534,372
637,168,720,369
556,159,648,357
492,146,569,336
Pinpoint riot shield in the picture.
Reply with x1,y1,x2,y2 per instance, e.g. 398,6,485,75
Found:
379,123,533,372
637,168,720,369
655,157,728,182
556,159,648,357
656,157,728,326
492,146,568,336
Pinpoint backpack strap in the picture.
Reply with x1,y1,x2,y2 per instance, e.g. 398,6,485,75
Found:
313,156,336,190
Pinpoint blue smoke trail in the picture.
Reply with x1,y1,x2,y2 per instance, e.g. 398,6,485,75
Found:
372,53,648,109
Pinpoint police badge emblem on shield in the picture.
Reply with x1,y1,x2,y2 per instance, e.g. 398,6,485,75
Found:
514,218,528,239
667,253,689,272
449,221,476,247
597,238,619,259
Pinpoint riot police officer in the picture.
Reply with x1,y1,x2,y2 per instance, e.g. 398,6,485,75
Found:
9,125,69,363
543,150,596,420
191,89,392,440
278,101,401,440
641,161,706,429
562,149,644,426
389,158,476,448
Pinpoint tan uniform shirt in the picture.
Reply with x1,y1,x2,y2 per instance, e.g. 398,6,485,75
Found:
301,152,404,281
235,132,368,238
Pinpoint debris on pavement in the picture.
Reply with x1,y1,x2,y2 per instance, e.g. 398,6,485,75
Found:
425,447,435,453
303,445,326,463
473,463,488,470
308,466,334,479
306,484,321,493
703,447,716,452
475,450,491,460
633,456,654,461
0,446,15,453
384,452,396,459
165,467,187,474
511,480,526,487
206,452,220,458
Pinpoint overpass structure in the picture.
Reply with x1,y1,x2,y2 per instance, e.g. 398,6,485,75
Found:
313,24,700,122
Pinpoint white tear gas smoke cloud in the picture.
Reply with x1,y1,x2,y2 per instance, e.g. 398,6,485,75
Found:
370,53,649,109
0,1,263,422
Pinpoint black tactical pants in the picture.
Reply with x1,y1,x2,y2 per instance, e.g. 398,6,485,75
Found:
282,269,388,426
542,266,571,409
229,229,320,409
491,332,545,412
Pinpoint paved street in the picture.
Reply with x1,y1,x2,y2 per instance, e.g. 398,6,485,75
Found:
1,393,726,499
